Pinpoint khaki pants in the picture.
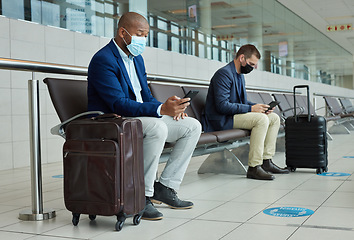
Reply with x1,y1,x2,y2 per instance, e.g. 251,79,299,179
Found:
233,112,280,167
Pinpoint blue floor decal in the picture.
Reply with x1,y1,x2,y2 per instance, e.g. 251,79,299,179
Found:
263,207,314,217
343,156,354,158
318,172,351,177
52,175,63,178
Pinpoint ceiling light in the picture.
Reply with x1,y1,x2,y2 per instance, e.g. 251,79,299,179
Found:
168,9,186,14
212,24,238,29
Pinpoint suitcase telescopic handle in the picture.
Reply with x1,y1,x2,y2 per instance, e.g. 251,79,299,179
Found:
293,85,311,122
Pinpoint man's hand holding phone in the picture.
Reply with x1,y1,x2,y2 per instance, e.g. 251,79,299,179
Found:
161,90,199,120
265,101,280,113
179,90,199,105
251,101,280,114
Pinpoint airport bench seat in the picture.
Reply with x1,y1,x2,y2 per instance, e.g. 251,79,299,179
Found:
339,98,354,114
44,77,251,175
324,96,354,118
148,83,251,146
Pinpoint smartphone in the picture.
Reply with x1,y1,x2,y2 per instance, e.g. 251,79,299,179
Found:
180,90,199,105
265,101,280,113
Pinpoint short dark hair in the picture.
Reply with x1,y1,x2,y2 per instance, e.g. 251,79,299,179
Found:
235,44,261,60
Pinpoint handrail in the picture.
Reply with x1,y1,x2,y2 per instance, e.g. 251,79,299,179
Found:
0,57,300,94
313,92,354,100
0,57,87,76
147,75,298,94
148,75,209,86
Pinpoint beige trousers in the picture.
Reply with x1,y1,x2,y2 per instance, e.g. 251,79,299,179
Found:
233,112,280,167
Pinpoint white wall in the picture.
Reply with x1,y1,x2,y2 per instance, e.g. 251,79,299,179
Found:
0,16,354,170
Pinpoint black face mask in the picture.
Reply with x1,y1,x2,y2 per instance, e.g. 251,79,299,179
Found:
240,62,254,74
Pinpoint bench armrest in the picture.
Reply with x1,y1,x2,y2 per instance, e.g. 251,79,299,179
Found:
50,111,104,138
281,106,304,115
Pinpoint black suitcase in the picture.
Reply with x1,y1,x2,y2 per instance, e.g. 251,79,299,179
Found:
285,85,328,174
63,114,145,231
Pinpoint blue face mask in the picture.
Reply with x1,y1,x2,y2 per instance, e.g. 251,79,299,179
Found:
122,28,146,56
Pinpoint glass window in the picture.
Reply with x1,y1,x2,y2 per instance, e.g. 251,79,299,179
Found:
198,43,204,58
91,15,104,37
2,0,24,20
191,41,195,56
221,50,227,63
66,7,86,33
171,37,179,53
198,32,204,42
158,32,168,50
213,47,219,61
171,24,179,35
67,0,85,8
157,18,167,31
206,46,211,60
104,16,114,38
42,1,60,27
31,0,41,24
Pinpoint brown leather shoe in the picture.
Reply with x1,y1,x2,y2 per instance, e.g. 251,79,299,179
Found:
247,165,275,180
262,159,290,174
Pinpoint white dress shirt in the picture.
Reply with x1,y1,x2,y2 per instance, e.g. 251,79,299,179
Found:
113,39,143,103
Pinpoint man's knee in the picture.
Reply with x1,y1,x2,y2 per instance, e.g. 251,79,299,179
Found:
255,113,270,127
187,117,202,135
268,113,280,126
144,118,168,141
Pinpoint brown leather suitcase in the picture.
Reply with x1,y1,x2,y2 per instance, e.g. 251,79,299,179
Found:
63,114,145,231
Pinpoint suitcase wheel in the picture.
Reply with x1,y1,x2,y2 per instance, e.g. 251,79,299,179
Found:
133,214,142,225
316,167,328,174
115,214,126,231
89,215,96,221
72,213,80,226
115,220,124,231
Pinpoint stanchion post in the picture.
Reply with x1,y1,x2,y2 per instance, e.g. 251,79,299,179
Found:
19,78,56,221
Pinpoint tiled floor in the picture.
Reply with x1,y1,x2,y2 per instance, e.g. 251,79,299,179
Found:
0,133,354,240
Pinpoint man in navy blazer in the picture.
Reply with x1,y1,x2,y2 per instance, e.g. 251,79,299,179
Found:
88,12,201,221
202,44,289,180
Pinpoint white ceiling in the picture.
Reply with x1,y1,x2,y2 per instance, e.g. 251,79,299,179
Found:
277,0,354,55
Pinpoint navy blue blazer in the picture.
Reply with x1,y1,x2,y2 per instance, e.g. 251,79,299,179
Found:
202,61,255,132
87,40,161,117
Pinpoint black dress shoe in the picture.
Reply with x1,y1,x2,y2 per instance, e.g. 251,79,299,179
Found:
142,197,163,220
151,182,193,209
247,165,275,180
262,159,290,174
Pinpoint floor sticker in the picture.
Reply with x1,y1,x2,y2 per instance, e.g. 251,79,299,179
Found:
318,172,350,177
263,207,314,217
52,175,63,178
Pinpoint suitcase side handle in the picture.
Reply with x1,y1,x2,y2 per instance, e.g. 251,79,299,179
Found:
92,113,121,120
293,85,311,122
